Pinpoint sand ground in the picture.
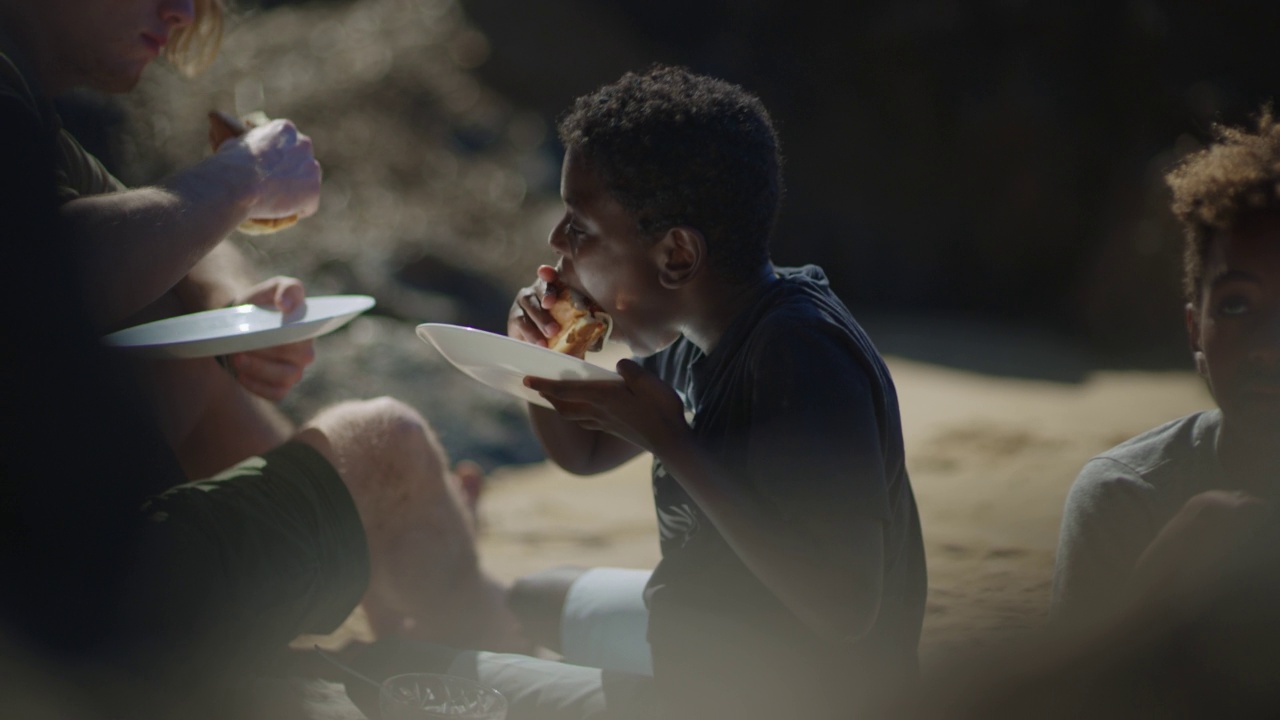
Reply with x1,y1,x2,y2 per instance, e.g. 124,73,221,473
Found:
472,349,1213,671
286,340,1214,720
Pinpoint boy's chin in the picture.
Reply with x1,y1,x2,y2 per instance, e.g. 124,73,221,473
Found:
618,333,678,359
611,325,686,358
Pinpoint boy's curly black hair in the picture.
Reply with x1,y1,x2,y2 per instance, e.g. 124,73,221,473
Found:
1166,105,1280,304
556,64,783,284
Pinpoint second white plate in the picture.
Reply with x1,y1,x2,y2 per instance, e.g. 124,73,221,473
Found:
416,323,622,409
103,295,376,359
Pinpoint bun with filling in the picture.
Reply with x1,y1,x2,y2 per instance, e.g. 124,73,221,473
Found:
545,279,612,358
207,110,299,235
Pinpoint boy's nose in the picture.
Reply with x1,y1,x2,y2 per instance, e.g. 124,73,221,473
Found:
160,0,196,29
547,220,569,255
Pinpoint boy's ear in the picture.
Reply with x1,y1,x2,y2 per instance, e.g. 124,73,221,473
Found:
654,226,705,289
1186,302,1208,377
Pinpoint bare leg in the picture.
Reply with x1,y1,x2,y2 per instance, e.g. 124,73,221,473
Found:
453,459,485,524
292,397,530,653
507,565,589,654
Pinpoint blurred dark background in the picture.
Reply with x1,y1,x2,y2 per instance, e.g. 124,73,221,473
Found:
57,0,1280,435
454,0,1280,366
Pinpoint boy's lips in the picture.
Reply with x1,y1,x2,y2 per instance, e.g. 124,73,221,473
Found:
550,264,600,308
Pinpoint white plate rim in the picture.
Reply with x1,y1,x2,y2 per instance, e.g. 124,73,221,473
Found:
415,322,622,409
102,294,376,359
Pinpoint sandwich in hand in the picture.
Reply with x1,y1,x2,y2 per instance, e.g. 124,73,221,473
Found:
545,278,612,358
207,110,299,235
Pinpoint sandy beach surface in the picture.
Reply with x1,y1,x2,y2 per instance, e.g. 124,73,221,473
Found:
430,340,1208,671
274,329,1214,720
463,342,1214,672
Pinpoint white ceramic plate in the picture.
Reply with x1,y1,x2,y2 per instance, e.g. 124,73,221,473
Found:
102,294,376,359
416,322,622,409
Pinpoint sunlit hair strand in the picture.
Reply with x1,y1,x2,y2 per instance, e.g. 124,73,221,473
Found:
163,0,224,76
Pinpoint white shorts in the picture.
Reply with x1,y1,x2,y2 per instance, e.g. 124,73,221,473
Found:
559,567,653,676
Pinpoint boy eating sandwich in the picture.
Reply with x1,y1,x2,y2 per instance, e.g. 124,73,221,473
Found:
347,65,927,720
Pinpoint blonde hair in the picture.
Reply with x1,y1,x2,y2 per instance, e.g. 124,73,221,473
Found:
162,0,224,76
1166,105,1280,303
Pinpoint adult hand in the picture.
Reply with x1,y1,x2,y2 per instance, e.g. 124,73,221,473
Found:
224,276,316,401
216,118,322,222
508,264,560,347
523,358,691,455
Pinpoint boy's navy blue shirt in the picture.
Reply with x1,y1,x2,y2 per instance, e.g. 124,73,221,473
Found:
639,264,927,711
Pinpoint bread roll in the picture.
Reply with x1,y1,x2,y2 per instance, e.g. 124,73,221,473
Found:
207,110,299,235
545,279,612,358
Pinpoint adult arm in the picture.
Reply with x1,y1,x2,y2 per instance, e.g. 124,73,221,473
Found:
527,328,889,641
65,119,321,329
171,238,258,313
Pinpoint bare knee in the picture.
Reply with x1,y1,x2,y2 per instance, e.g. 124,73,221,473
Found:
302,396,441,464
359,395,426,426
373,397,442,455
296,396,455,516
309,396,427,434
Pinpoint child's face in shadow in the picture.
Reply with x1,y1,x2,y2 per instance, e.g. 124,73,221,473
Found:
547,149,681,357
1189,212,1280,433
